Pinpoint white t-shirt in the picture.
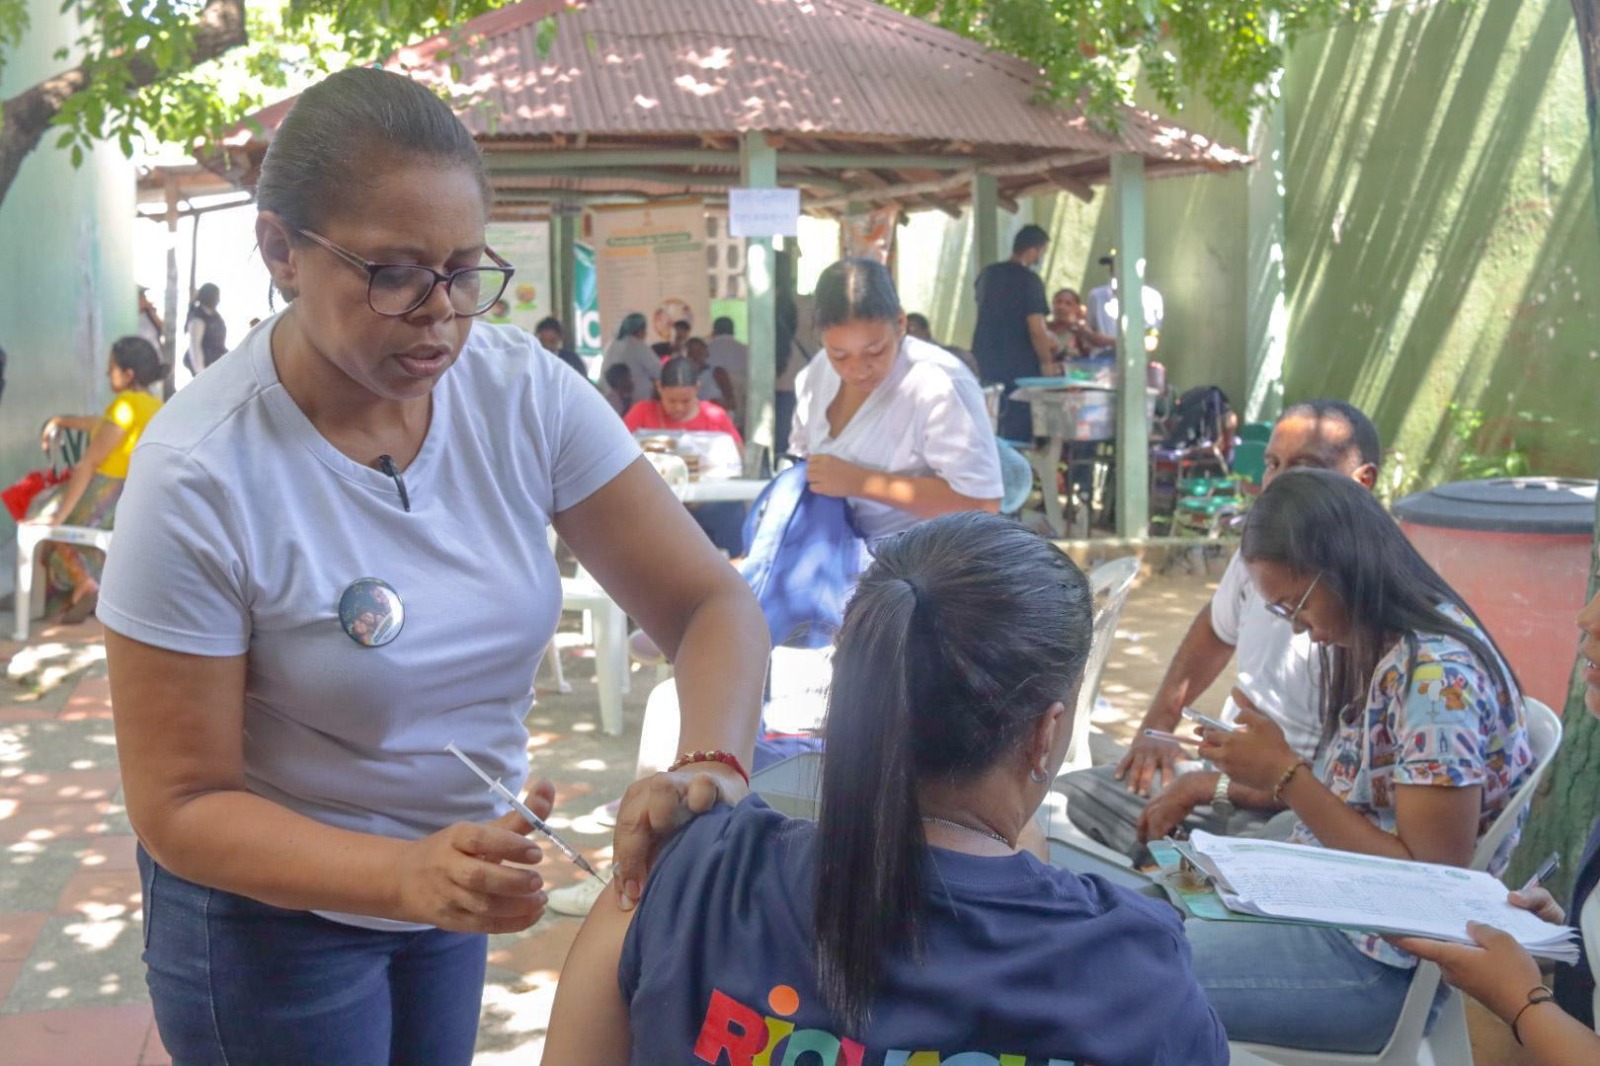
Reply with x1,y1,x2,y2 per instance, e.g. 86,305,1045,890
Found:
1209,550,1323,758
1087,282,1165,338
703,335,748,413
601,335,662,387
706,335,748,382
789,334,1001,540
98,318,640,927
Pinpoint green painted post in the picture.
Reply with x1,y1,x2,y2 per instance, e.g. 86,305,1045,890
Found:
1112,153,1150,538
741,130,779,466
552,205,578,350
970,171,999,294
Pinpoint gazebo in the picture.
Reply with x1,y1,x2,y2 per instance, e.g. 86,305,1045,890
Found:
209,0,1249,534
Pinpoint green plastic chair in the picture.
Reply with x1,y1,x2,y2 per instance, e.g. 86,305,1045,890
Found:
1231,440,1268,486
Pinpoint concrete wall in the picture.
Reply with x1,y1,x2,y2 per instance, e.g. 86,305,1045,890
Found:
1284,0,1599,486
0,0,136,533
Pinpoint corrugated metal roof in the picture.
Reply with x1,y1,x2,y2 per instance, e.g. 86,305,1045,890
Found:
392,0,1240,165
206,0,1246,207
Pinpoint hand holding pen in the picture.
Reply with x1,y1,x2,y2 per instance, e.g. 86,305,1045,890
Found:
1508,852,1566,925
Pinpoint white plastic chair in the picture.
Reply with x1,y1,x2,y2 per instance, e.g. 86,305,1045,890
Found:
1060,556,1140,775
1229,696,1563,1066
749,749,825,820
981,382,1005,433
544,527,627,736
15,523,113,640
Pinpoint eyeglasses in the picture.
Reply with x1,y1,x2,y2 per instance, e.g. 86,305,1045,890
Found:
1266,573,1321,626
296,229,515,318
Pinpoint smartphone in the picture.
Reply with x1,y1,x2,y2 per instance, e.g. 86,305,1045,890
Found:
1181,706,1238,734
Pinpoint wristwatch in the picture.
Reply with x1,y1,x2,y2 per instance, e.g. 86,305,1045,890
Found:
1211,773,1236,819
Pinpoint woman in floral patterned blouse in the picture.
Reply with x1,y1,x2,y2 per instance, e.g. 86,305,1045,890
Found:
1179,467,1533,1054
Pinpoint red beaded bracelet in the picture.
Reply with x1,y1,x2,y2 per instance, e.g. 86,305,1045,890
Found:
668,749,750,785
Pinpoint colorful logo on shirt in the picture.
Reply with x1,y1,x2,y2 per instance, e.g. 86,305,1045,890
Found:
694,985,1086,1066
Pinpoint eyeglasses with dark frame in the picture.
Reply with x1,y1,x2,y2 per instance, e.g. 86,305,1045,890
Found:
296,229,515,318
1265,572,1322,626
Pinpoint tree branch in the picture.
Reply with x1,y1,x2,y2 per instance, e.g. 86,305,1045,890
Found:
0,0,247,207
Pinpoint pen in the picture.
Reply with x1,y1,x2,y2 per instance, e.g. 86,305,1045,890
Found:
1519,852,1559,894
1181,707,1239,734
446,743,606,881
1142,729,1200,746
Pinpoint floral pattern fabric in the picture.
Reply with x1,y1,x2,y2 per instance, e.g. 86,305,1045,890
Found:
1287,605,1533,967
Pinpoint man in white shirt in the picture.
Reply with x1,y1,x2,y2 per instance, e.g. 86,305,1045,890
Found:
704,318,748,422
1086,253,1164,356
1060,400,1381,858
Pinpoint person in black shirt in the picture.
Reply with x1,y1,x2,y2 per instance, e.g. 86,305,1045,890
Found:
184,283,227,373
534,316,589,379
971,224,1056,440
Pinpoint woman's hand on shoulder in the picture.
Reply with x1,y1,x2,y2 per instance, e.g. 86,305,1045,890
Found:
609,766,744,911
391,778,555,933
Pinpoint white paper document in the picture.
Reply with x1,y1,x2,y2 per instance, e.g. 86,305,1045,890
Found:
1185,831,1579,963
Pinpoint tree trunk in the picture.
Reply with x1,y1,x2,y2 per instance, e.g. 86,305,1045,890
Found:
0,0,246,208
1505,0,1600,903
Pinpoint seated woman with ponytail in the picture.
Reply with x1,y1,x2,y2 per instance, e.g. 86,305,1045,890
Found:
543,512,1226,1066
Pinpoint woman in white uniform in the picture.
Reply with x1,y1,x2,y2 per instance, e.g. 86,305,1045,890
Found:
791,258,1002,539
101,67,767,1066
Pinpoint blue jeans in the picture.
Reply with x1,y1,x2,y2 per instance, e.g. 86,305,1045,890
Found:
138,847,487,1066
1185,920,1415,1053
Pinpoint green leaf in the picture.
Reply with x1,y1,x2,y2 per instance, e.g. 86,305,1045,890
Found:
534,15,557,56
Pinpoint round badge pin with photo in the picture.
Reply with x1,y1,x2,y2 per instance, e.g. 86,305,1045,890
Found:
339,577,404,647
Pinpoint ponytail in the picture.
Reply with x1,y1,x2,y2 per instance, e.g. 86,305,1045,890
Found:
814,579,924,1033
810,512,1094,1034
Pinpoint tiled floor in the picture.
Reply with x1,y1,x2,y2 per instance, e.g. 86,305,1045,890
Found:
0,608,658,1065
0,563,1538,1064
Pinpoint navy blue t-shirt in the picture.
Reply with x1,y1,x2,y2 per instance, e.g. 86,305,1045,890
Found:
971,260,1050,386
619,797,1226,1066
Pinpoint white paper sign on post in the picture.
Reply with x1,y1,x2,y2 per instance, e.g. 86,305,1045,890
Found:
729,187,801,238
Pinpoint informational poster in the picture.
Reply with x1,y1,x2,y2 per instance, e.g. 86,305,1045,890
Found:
573,241,601,357
590,200,711,349
483,220,552,328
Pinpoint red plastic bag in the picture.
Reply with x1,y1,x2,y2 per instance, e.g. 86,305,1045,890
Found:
2,467,67,521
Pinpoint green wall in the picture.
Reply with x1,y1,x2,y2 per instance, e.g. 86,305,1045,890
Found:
896,159,1250,408
894,97,1252,406
902,0,1599,486
0,0,136,535
1284,0,1598,486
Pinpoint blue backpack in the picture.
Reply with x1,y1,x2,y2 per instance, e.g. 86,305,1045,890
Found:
738,462,870,649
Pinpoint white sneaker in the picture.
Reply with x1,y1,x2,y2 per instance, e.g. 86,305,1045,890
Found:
545,869,612,917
